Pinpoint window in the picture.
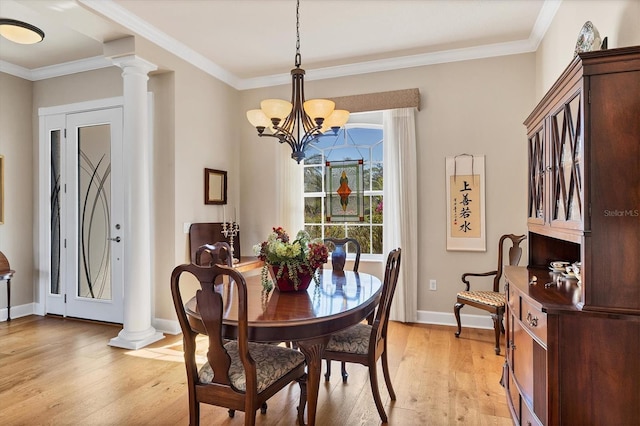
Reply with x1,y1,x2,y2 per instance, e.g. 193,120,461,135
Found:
303,112,383,257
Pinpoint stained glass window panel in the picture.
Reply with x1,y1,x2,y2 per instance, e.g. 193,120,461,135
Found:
325,160,364,222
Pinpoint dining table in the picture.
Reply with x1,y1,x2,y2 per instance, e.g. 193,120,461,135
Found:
185,268,383,425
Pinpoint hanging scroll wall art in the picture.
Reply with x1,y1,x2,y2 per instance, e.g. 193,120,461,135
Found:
325,160,364,222
445,154,486,251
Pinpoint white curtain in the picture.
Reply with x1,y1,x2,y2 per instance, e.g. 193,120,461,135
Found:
383,108,418,323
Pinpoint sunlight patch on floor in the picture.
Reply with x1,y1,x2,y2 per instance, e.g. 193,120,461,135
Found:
124,335,207,363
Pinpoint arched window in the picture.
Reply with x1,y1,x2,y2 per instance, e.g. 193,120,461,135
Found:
302,111,383,256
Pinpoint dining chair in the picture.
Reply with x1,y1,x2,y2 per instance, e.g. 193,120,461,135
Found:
453,234,526,355
322,248,402,423
194,241,233,267
171,263,307,426
322,237,362,382
323,237,361,272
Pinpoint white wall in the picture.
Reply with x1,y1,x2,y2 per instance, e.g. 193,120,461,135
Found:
0,73,34,319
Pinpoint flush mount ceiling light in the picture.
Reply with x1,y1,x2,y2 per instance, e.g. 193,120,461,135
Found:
246,0,349,164
0,18,45,44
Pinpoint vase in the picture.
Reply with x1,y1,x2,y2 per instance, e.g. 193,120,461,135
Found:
269,265,314,292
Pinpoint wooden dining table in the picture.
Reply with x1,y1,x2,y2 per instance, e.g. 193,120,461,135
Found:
185,268,383,425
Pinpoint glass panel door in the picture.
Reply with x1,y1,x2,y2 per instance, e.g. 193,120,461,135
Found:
51,129,62,296
45,113,66,317
77,123,112,300
65,108,124,323
550,91,583,228
528,127,545,223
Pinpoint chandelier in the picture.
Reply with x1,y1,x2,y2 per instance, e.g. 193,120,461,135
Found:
246,0,349,163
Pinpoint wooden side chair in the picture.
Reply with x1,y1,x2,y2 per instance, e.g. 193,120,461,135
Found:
454,234,526,355
171,263,307,426
322,248,402,423
323,237,362,381
324,237,361,272
194,242,233,267
1,251,16,321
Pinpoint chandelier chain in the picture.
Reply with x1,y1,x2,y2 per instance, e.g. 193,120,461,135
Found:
295,0,301,67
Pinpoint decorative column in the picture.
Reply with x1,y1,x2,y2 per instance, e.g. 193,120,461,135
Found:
108,55,164,349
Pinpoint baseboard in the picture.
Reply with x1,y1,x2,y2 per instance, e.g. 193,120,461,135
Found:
153,318,181,335
1,304,181,335
1,303,37,322
415,309,494,330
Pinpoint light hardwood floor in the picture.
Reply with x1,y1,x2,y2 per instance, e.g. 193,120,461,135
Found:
0,315,512,425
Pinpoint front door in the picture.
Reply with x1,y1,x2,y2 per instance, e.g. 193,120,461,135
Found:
45,107,124,323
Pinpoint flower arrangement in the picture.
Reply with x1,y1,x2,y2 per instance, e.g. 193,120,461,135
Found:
253,227,329,291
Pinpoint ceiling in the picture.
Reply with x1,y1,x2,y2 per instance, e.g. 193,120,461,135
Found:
0,0,560,89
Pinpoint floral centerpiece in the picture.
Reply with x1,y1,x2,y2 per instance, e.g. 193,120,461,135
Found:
253,227,329,291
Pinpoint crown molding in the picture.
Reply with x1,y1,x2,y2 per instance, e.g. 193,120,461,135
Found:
529,0,562,50
0,60,32,80
79,0,240,88
0,55,112,81
3,0,560,87
31,55,113,81
238,39,538,90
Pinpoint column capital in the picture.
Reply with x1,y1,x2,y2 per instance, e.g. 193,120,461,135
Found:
110,54,157,75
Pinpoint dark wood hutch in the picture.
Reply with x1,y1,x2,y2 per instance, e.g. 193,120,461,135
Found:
503,46,640,425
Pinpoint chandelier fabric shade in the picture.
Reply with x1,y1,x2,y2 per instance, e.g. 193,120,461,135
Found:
0,19,45,44
246,0,349,163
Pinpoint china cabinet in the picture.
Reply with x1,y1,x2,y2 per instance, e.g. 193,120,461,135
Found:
504,46,640,425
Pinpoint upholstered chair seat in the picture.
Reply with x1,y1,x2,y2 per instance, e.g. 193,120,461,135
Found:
456,290,506,307
326,323,371,355
199,341,306,393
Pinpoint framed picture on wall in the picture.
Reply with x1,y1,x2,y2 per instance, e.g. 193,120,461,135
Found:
445,154,486,251
204,168,227,205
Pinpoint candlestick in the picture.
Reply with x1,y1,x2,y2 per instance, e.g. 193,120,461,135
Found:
221,219,240,263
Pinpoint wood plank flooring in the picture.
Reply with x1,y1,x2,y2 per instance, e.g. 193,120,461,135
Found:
0,315,512,425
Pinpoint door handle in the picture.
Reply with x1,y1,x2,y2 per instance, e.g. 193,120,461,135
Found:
108,236,121,243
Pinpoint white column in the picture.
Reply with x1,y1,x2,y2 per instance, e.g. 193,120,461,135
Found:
108,55,164,349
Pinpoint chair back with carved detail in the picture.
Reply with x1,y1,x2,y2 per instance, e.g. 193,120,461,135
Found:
490,234,525,292
194,242,233,267
170,263,307,425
